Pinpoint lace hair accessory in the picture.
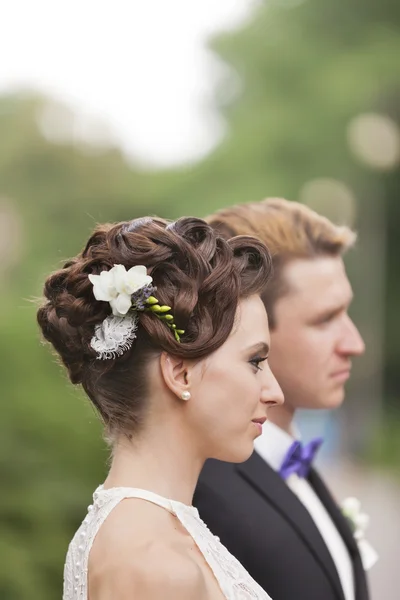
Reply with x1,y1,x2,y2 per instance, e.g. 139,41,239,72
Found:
88,264,184,360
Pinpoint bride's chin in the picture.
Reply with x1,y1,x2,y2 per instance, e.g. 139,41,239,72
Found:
214,443,254,465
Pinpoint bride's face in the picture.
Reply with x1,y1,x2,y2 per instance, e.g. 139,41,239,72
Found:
188,295,284,463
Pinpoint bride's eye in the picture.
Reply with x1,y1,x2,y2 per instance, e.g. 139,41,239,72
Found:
249,356,268,372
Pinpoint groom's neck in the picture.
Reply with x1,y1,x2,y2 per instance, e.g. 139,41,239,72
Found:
268,403,296,436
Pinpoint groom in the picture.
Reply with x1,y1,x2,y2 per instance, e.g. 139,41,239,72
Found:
194,198,370,600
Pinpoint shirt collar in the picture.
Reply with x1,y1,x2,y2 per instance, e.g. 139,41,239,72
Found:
254,420,300,472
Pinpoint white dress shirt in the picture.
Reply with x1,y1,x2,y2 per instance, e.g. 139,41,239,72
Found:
254,421,355,600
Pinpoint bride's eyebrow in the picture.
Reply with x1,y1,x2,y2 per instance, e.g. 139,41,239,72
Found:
245,342,270,355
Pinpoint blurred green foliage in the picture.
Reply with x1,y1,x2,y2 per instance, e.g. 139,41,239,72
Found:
1,0,400,597
368,409,400,473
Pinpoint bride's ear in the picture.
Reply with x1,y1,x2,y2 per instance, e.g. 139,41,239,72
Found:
160,352,192,400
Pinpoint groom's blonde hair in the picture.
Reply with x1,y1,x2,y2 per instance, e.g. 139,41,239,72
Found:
206,198,356,327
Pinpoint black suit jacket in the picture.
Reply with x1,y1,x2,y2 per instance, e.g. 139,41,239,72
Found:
194,453,369,600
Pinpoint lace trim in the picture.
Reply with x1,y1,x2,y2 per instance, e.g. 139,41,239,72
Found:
90,314,138,360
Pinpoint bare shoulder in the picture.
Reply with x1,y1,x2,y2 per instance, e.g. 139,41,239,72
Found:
89,498,209,599
90,538,209,600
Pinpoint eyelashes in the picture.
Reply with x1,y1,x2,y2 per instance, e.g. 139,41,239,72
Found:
249,356,268,371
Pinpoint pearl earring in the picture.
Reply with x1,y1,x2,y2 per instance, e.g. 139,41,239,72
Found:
181,391,191,401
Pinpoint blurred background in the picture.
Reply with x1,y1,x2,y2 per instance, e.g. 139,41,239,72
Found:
1,0,399,598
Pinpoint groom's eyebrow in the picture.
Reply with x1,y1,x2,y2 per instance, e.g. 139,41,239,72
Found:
246,342,270,355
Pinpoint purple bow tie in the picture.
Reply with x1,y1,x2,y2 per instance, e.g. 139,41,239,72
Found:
278,437,323,480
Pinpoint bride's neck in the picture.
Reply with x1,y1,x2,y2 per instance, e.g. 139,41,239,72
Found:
104,420,203,505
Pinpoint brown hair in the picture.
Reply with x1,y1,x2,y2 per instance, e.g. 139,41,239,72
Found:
37,216,272,439
206,198,356,326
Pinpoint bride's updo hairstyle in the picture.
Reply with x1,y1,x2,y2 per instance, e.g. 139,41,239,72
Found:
37,217,272,440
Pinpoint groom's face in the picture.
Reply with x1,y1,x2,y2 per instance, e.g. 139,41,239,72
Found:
268,256,365,411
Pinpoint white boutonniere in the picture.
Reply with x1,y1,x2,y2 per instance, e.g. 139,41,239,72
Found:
341,497,378,570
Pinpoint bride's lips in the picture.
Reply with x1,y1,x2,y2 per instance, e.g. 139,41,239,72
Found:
252,417,267,435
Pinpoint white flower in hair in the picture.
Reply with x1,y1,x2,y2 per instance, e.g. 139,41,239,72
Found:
88,263,184,359
89,264,152,317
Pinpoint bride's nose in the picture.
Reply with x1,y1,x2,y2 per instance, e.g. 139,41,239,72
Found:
261,365,284,406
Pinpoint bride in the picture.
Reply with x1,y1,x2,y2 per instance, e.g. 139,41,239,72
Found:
37,216,283,599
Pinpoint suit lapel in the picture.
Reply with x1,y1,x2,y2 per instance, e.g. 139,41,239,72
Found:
236,452,345,600
308,469,369,600
308,468,358,553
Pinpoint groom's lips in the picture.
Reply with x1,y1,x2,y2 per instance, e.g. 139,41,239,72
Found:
331,367,351,382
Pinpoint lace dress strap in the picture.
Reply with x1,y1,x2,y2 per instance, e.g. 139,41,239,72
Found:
63,485,272,600
94,485,177,513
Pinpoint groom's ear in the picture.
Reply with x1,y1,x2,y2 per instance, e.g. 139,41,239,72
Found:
160,352,192,399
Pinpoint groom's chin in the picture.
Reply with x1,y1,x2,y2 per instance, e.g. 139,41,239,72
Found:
318,386,346,410
299,382,347,411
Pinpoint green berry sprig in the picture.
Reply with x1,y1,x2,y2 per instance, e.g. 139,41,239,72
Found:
145,296,185,342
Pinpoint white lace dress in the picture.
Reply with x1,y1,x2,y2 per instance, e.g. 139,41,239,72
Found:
63,485,272,599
